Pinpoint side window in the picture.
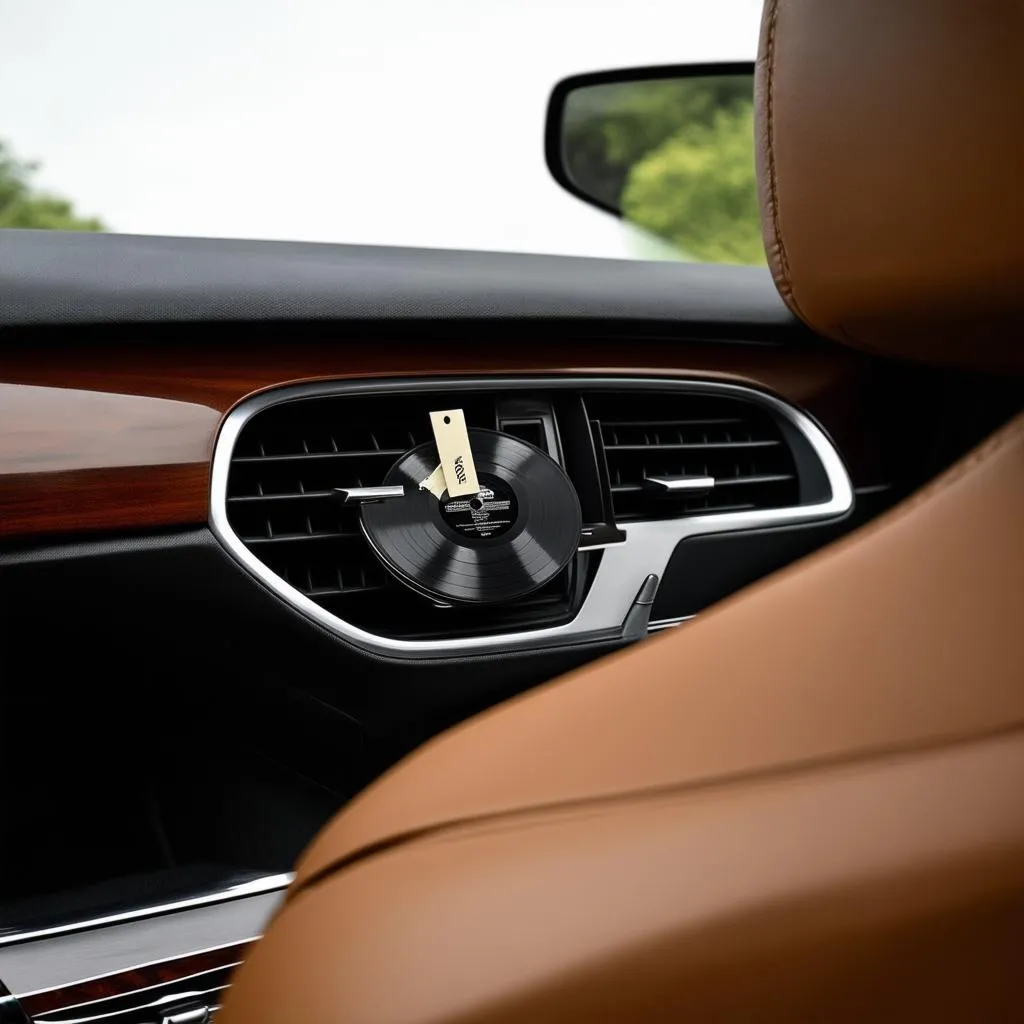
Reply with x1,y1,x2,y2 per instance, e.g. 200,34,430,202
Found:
553,73,762,265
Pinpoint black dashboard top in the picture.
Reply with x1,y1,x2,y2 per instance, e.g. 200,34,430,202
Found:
0,229,800,332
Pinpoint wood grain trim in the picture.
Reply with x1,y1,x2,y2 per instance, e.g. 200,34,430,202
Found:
0,339,878,540
1,463,209,538
0,384,218,473
0,382,217,539
0,339,866,414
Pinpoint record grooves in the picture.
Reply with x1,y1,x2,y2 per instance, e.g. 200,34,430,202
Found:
361,429,582,605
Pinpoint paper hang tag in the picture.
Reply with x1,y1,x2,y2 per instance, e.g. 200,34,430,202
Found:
429,409,479,498
418,463,447,499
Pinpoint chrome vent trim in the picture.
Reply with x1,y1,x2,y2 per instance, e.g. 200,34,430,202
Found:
210,377,853,658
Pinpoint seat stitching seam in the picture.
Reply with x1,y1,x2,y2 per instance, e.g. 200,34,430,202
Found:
764,0,810,328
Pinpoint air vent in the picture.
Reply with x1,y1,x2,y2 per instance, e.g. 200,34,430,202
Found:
224,392,578,640
588,391,801,521
212,376,851,655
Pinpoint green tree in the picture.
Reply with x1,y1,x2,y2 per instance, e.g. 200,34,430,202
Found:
561,76,764,265
563,77,752,208
622,104,764,265
0,140,105,231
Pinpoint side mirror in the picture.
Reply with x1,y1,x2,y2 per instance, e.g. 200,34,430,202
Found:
544,64,762,264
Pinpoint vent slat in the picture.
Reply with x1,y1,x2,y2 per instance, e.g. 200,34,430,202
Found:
242,531,361,545
713,472,795,488
232,449,406,464
610,472,795,495
603,440,780,452
599,417,745,428
590,392,800,522
227,399,406,605
304,583,388,598
228,491,333,503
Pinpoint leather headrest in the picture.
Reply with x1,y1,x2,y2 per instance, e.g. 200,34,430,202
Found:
755,0,1024,371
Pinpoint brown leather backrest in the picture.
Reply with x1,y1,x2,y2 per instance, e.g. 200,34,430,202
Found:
221,411,1024,1024
755,0,1024,370
227,734,1024,1023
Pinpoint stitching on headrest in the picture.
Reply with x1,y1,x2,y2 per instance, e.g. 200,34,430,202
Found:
763,0,814,329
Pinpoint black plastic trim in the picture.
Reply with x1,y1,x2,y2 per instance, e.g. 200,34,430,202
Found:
649,488,895,621
0,230,796,331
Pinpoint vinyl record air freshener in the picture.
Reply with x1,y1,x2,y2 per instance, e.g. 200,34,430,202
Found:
360,429,582,605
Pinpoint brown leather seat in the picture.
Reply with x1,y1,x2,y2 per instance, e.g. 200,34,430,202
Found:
221,2,1024,1020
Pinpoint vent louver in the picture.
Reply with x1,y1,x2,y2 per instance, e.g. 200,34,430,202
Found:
212,377,851,655
588,391,800,521
225,393,576,640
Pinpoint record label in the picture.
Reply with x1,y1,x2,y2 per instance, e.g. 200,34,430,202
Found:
440,476,518,540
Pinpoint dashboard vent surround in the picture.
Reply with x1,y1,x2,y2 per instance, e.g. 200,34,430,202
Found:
225,392,578,640
212,376,851,656
588,391,801,521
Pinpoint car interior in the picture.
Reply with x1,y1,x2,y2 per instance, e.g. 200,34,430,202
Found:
1,0,1021,1021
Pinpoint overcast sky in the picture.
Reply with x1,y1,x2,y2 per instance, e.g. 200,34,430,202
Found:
0,0,762,258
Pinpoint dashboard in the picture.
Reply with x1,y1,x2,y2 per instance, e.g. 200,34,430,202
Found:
1,332,886,541
2,232,1010,1023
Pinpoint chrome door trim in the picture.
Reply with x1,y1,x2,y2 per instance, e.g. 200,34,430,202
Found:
0,873,293,949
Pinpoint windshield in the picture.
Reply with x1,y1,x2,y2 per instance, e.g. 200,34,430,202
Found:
0,0,762,262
